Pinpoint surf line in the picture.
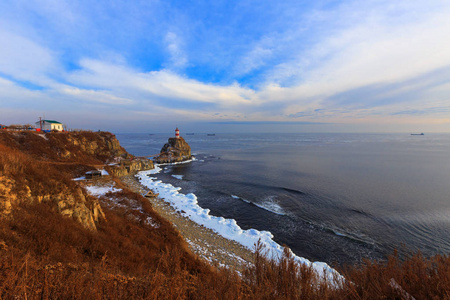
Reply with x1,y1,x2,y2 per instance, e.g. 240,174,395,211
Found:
137,164,343,283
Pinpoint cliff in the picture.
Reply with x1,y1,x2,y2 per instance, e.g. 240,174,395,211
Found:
0,130,129,163
154,137,191,164
0,131,151,230
109,158,154,177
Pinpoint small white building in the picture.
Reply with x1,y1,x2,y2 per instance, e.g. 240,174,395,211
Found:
35,120,64,132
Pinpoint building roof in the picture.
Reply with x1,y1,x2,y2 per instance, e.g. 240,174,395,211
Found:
36,120,62,124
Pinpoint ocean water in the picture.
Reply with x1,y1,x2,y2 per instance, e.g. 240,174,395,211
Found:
116,133,450,266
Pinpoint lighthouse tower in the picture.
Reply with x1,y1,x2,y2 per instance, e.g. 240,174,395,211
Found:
175,127,180,139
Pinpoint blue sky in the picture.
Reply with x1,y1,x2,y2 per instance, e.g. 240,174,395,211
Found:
1,0,450,133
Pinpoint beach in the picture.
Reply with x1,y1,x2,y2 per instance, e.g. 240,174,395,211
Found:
120,174,255,272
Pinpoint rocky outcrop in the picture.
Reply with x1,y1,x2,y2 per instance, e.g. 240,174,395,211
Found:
54,187,106,231
109,159,154,177
0,176,22,217
0,176,105,230
154,137,191,164
66,132,128,161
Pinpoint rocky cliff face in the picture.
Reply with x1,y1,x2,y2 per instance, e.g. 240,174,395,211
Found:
0,169,105,230
0,131,141,230
109,158,154,177
0,131,129,165
154,137,191,164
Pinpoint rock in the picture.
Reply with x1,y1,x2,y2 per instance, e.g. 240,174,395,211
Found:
145,191,159,198
53,187,106,230
0,176,33,217
109,159,154,177
0,176,15,216
154,137,191,164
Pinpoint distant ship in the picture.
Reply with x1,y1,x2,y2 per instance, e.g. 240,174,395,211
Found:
186,133,195,135
411,133,424,136
207,133,216,136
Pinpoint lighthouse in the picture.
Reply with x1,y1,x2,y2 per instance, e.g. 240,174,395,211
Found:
175,127,180,138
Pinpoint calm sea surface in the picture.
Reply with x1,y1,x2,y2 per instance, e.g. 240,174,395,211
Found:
116,133,450,266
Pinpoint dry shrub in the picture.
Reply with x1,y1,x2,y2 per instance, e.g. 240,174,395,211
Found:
0,143,79,198
0,130,122,170
338,250,450,299
1,199,449,299
241,241,333,299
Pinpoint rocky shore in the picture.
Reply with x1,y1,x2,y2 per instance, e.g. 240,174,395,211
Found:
120,174,255,272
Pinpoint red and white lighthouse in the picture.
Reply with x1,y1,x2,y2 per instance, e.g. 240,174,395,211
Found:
175,127,180,138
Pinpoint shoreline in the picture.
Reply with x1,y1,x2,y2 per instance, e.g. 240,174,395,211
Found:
134,166,342,282
120,173,255,272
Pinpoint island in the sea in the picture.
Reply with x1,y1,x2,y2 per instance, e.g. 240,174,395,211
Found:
154,127,192,164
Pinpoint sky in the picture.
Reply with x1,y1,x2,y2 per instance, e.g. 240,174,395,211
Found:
1,0,450,133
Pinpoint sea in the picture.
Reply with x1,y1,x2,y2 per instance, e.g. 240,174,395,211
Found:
116,132,450,267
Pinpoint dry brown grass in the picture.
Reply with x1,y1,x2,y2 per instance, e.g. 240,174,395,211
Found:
0,131,125,172
1,198,449,299
336,251,450,299
0,143,79,198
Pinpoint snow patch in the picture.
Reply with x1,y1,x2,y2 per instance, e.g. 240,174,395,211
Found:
145,216,160,228
85,185,122,196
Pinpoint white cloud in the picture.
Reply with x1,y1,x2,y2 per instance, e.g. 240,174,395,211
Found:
0,29,57,85
61,87,135,105
234,37,274,76
1,0,450,131
165,31,188,69
269,1,450,90
66,58,256,108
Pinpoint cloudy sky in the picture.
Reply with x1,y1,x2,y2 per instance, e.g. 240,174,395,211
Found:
1,0,450,133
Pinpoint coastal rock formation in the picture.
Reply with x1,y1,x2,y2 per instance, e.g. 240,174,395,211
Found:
0,173,105,230
109,158,154,177
154,137,191,164
0,130,140,230
0,130,130,164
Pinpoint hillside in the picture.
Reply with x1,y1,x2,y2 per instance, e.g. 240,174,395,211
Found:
0,130,231,298
0,130,448,299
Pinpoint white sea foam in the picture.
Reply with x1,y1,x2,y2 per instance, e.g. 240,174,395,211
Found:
172,175,184,180
231,195,286,216
157,157,197,166
137,166,343,283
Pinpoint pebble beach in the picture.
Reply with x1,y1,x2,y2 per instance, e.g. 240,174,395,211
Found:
120,174,255,272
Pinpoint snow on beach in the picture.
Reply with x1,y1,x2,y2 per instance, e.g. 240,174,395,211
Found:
137,164,343,283
85,185,122,196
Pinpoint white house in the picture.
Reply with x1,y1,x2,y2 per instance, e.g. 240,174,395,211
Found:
35,120,64,132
